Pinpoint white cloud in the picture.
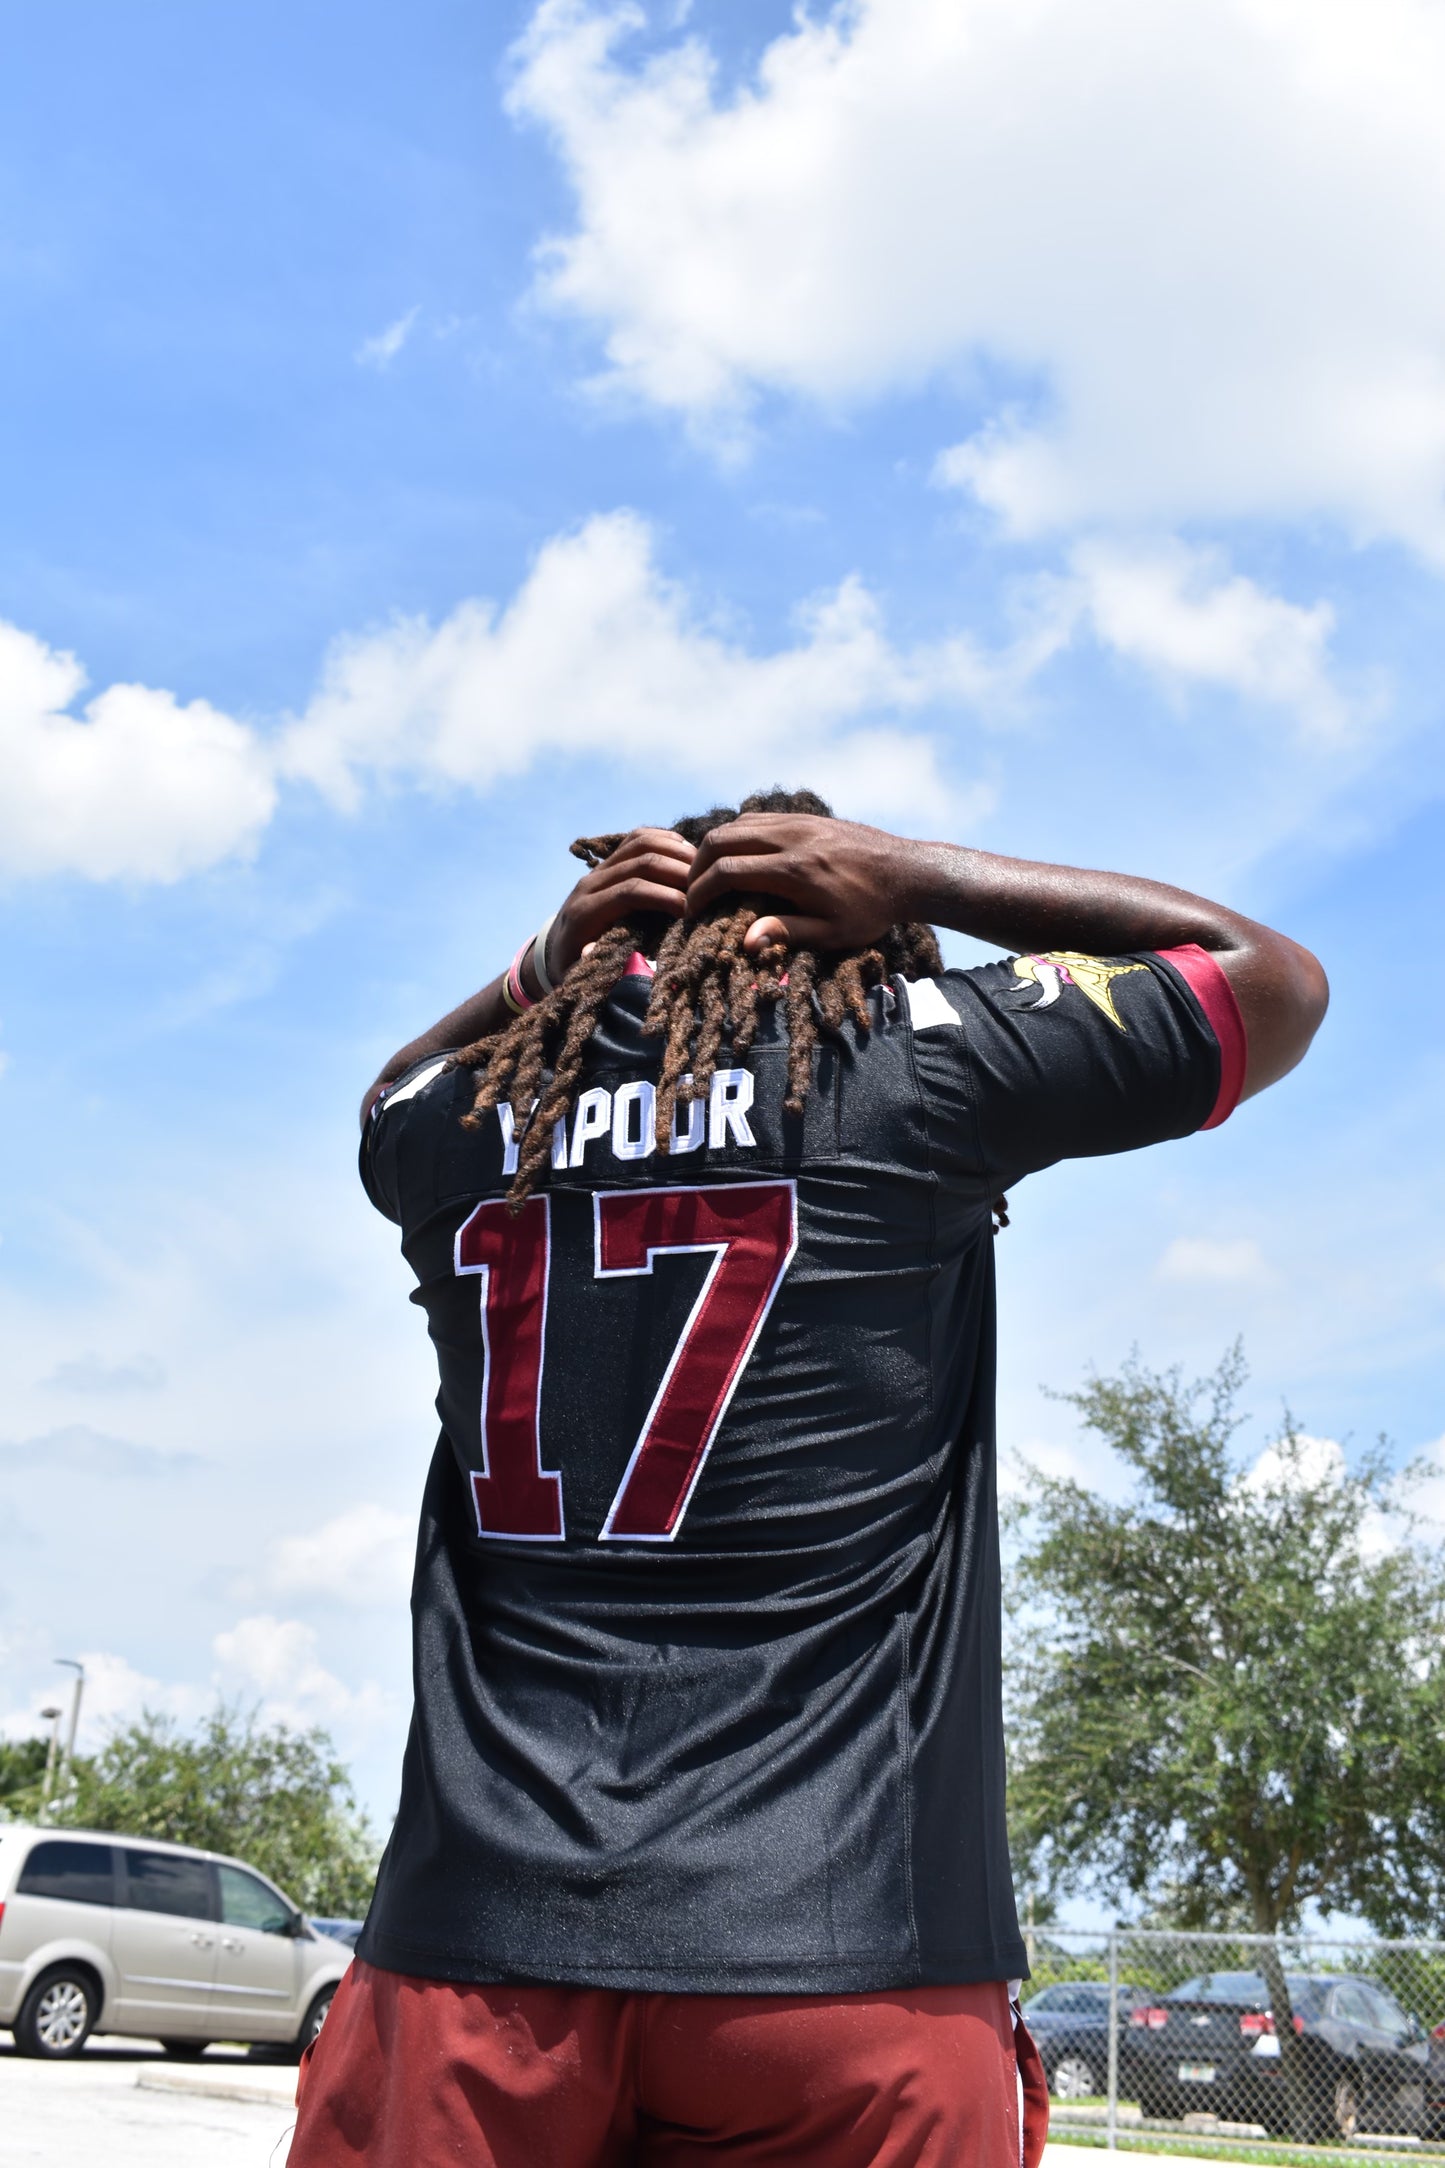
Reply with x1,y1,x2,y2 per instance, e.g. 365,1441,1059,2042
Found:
1041,540,1352,738
77,1650,208,1737
1,1649,204,1752
0,621,275,882
1238,1429,1346,1497
44,1354,166,1395
3,516,1055,885
0,1424,198,1478
356,306,421,370
212,1613,389,1733
1416,1434,1445,1537
280,509,993,822
998,1435,1095,1501
510,0,1445,555
1159,1236,1269,1284
266,1504,414,1608
0,522,988,881
2,1630,389,1762
1236,1431,1397,1559
0,518,1353,890
0,1148,423,1801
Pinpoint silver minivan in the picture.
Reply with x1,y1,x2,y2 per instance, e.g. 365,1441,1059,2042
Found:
0,1823,353,2058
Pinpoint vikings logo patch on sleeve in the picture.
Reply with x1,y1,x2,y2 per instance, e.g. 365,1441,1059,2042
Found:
1009,951,1148,1030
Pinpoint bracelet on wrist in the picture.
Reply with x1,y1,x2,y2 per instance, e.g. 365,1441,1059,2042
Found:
502,944,536,1016
530,912,559,996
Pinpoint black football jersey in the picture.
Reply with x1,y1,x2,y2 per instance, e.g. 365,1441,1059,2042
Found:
356,945,1242,1993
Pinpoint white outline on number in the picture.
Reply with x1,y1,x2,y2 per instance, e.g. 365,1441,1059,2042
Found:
454,1195,566,1542
591,1179,798,1544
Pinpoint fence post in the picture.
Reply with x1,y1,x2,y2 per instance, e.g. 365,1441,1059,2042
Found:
1117,1933,1126,2150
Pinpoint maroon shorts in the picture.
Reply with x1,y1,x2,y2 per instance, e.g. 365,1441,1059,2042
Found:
290,1959,1049,2168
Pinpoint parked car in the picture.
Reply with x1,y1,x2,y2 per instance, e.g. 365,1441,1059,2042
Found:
0,1824,352,2060
1123,1970,1431,2139
1426,2017,1445,2139
1021,1980,1152,2099
310,1917,365,1950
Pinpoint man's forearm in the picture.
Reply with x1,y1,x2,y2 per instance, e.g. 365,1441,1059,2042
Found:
903,844,1256,958
900,843,1327,1099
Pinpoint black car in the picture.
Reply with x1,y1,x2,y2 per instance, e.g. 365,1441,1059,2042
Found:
1123,1970,1431,2139
1425,2019,1445,2140
1021,1981,1151,2100
309,1916,365,1950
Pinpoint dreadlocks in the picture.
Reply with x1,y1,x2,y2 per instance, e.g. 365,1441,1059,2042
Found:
450,788,945,1211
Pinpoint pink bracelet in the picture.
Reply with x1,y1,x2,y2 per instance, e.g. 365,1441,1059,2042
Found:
502,943,537,1016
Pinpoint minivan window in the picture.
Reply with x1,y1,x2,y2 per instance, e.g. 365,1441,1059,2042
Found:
120,1847,214,1920
16,1839,115,1906
218,1864,292,1935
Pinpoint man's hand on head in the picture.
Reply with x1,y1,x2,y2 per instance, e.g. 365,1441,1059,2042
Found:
546,827,696,979
359,827,695,1127
686,813,931,957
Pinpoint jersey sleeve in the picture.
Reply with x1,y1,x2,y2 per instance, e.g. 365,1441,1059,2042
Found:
904,942,1246,1188
358,1054,455,1223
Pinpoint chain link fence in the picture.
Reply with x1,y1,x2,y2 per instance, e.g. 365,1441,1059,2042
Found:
1023,1929,1445,2164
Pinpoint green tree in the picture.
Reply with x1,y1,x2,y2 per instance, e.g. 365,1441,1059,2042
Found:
1007,1351,1445,2133
51,1702,379,1917
0,1736,47,1811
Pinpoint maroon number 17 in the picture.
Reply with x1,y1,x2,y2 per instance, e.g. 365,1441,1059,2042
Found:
453,1180,797,1544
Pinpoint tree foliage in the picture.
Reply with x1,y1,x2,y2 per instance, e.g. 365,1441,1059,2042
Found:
1007,1349,1445,1941
35,1703,379,1917
0,1736,47,1808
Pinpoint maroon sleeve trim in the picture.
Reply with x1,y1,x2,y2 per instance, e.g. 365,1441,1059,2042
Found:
1156,943,1247,1129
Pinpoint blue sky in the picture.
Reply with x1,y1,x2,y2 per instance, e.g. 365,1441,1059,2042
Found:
3,0,1444,1840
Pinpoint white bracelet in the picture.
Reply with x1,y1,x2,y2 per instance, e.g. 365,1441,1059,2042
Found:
529,912,559,995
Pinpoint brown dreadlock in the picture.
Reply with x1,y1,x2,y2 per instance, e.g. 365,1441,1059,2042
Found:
449,788,954,1213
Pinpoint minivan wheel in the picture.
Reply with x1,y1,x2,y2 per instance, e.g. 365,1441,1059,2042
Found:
15,1966,98,2058
291,1987,335,2061
1051,2053,1097,2100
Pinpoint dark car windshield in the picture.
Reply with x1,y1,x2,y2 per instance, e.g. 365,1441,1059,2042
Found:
1026,1980,1147,2012
1168,1973,1322,2015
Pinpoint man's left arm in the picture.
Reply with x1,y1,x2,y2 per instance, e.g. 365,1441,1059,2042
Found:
359,828,696,1126
687,816,1327,1104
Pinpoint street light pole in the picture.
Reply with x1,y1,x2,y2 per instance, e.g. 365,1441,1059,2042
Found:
55,1659,85,1794
37,1706,63,1818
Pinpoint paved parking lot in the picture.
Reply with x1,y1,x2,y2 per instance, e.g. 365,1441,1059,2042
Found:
1,2041,1237,2168
0,2039,296,2167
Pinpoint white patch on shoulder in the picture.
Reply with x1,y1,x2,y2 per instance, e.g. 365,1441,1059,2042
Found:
902,977,961,1031
378,1056,449,1114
